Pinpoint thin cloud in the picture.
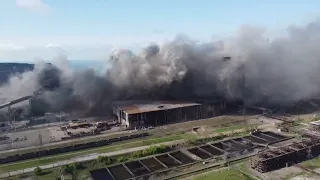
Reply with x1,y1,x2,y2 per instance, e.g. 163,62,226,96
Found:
0,43,25,51
46,43,61,48
16,0,50,13
46,43,67,55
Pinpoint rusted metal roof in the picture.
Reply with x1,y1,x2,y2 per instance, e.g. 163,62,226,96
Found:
113,100,201,114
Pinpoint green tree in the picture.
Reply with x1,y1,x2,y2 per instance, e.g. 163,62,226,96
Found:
74,162,85,170
131,150,143,158
116,156,129,163
97,156,114,165
64,164,78,180
34,166,43,176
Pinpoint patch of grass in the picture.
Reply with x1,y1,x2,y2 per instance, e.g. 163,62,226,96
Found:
0,133,194,172
10,169,62,180
301,156,320,169
238,161,248,173
295,117,305,123
283,171,308,180
215,125,246,133
193,169,255,180
77,168,92,180
97,145,171,166
237,161,260,180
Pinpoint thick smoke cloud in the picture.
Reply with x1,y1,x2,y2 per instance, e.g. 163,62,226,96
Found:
1,20,320,117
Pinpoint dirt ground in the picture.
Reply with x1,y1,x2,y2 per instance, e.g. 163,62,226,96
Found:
291,174,320,180
293,114,319,122
249,164,309,180
0,127,66,151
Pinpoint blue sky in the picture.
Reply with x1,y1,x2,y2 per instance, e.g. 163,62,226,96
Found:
0,0,319,61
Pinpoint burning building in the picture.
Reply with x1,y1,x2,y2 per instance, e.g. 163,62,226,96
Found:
112,100,226,129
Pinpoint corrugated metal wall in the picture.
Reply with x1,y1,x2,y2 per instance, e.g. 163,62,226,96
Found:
128,102,226,129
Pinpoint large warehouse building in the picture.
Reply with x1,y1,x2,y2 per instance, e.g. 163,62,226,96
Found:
112,100,226,129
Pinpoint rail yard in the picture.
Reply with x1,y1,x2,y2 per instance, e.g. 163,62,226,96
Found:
1,99,320,180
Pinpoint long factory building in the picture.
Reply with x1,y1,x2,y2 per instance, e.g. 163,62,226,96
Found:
112,100,226,129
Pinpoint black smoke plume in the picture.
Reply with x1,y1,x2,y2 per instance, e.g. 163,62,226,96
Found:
1,20,320,116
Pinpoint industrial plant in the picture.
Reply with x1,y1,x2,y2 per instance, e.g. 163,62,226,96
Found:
2,70,320,180
2,18,320,179
112,100,226,129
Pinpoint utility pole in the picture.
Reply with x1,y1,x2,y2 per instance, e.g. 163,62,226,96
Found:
35,132,43,172
13,112,16,132
8,107,15,149
8,106,12,126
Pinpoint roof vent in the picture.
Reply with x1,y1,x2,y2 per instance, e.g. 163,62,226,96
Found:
158,105,165,109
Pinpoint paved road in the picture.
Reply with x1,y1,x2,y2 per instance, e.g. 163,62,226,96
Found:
0,140,184,178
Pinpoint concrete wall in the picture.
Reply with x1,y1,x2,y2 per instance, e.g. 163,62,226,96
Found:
112,106,129,127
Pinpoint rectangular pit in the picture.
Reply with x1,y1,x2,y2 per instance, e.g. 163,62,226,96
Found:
170,151,195,164
188,147,211,159
108,164,133,180
212,142,236,153
252,132,278,142
233,137,249,144
156,154,180,167
141,157,166,171
125,161,150,176
243,136,268,144
223,140,247,150
140,157,166,172
90,168,113,180
262,132,286,140
200,145,224,156
233,137,256,148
